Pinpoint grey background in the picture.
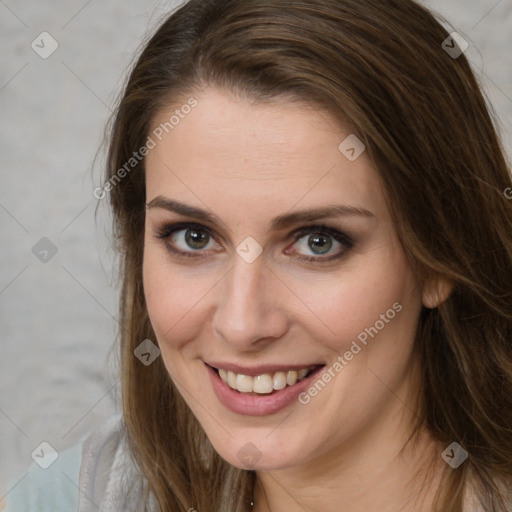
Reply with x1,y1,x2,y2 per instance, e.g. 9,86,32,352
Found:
1,0,511,500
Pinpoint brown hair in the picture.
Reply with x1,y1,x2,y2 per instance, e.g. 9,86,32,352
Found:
101,0,512,510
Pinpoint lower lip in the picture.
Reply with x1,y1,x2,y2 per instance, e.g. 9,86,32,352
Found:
206,363,325,416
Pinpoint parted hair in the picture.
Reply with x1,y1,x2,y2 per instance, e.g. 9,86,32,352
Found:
102,0,512,510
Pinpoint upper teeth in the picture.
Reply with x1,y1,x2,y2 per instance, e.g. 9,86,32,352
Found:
218,367,315,394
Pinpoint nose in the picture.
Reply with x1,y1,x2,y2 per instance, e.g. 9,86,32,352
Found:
212,254,289,350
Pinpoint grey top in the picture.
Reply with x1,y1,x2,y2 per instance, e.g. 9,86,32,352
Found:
76,413,158,512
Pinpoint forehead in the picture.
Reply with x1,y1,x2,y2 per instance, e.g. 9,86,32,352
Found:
145,87,389,224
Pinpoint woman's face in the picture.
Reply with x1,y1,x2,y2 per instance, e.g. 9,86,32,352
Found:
143,86,425,472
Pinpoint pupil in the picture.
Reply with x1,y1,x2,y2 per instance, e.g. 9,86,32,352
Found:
308,234,332,254
185,229,208,249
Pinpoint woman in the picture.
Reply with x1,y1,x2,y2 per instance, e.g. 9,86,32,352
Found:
6,0,512,510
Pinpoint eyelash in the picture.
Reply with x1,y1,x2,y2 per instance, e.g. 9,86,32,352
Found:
153,222,354,264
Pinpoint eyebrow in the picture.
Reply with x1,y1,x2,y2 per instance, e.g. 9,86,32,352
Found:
146,196,374,231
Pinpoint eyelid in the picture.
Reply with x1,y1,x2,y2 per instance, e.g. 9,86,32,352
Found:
290,224,353,245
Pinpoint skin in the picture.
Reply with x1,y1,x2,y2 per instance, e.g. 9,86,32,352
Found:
143,86,450,511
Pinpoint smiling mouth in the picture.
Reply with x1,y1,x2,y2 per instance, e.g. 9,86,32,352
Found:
209,364,324,395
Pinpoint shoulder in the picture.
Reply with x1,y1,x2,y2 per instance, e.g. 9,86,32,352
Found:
2,432,85,512
3,414,157,512
462,475,512,512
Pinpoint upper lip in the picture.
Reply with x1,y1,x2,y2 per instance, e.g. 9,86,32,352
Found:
206,362,324,376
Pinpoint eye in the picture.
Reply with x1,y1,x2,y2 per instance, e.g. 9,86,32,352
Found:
288,224,353,263
154,222,220,258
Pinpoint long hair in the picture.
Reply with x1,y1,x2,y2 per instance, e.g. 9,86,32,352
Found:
101,0,512,510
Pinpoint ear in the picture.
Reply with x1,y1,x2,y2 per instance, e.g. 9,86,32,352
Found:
422,276,453,309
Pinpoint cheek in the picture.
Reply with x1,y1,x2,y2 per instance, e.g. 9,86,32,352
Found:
287,244,420,354
142,239,217,352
